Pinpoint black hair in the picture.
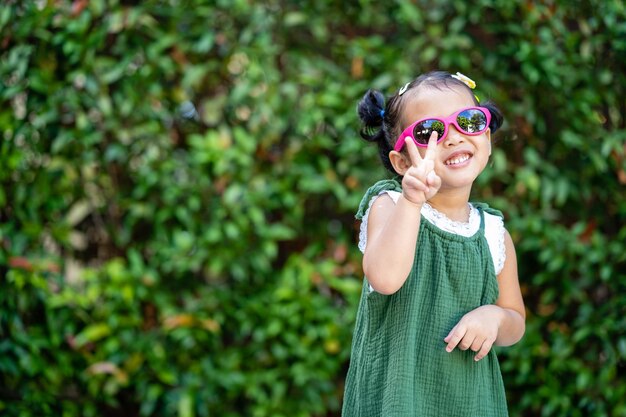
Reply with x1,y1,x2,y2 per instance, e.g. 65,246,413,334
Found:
357,70,504,174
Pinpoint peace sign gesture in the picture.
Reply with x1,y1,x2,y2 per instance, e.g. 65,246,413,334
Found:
401,131,442,206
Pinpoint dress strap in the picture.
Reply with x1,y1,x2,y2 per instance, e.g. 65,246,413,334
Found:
356,178,402,220
471,202,504,219
476,205,486,233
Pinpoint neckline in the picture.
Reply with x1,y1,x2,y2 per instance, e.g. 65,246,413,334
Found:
421,203,485,241
423,202,475,227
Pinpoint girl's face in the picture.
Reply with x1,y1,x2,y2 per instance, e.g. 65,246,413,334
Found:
399,86,492,191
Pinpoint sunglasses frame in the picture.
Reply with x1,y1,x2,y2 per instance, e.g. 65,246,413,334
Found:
394,106,491,151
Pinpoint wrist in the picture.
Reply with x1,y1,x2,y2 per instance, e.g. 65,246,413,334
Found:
400,192,424,209
490,305,507,329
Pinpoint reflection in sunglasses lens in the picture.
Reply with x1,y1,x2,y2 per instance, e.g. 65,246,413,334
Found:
414,120,445,144
458,110,487,133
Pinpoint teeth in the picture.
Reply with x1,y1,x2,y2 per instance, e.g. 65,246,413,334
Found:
445,154,471,165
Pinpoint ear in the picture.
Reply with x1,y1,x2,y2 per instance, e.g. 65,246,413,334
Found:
486,129,492,156
389,150,411,176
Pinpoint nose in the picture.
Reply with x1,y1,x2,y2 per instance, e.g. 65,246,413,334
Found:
443,125,465,147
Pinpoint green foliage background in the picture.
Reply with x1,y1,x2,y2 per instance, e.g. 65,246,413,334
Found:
1,0,625,416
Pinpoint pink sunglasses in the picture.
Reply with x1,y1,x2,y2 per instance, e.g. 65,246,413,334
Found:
394,106,491,151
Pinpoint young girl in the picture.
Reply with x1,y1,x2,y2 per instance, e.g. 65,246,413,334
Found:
342,71,525,416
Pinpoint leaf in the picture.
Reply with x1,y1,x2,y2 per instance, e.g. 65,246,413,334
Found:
74,323,111,347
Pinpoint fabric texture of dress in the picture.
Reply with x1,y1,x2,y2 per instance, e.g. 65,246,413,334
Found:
342,179,509,417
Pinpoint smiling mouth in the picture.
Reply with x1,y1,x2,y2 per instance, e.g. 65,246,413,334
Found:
445,153,472,166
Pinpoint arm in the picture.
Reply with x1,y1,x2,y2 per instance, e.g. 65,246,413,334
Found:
362,193,423,294
492,229,526,345
363,133,441,295
444,229,526,360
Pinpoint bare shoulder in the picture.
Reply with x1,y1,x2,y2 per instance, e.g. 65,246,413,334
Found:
499,229,518,277
503,228,516,250
366,193,397,235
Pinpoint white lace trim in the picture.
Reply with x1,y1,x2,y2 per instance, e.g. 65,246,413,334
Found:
358,190,506,275
421,201,479,237
357,195,378,254
485,213,506,275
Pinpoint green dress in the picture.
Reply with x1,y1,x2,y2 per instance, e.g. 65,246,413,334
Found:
342,180,508,417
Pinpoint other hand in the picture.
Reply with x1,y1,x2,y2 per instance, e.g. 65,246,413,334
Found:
443,305,503,361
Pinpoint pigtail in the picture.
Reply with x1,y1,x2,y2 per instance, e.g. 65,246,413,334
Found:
357,89,395,173
481,100,504,134
357,89,385,139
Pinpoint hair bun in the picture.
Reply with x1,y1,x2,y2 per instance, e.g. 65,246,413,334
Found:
356,89,394,173
357,89,386,142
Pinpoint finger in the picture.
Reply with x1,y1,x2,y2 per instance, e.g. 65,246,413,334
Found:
404,136,423,167
402,174,429,193
443,324,457,343
470,337,485,353
443,323,459,343
458,334,475,351
444,324,466,352
474,339,495,361
424,130,439,161
426,170,440,187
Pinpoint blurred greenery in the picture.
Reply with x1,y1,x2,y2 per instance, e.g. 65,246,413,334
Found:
1,0,625,416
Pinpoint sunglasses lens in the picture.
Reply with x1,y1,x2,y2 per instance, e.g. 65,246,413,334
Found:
457,109,488,133
413,120,445,144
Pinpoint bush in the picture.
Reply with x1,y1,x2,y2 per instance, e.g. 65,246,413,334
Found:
1,1,625,416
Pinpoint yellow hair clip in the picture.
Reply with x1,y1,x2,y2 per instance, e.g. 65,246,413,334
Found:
451,72,476,89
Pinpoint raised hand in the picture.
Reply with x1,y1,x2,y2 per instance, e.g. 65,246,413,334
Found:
401,131,442,205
